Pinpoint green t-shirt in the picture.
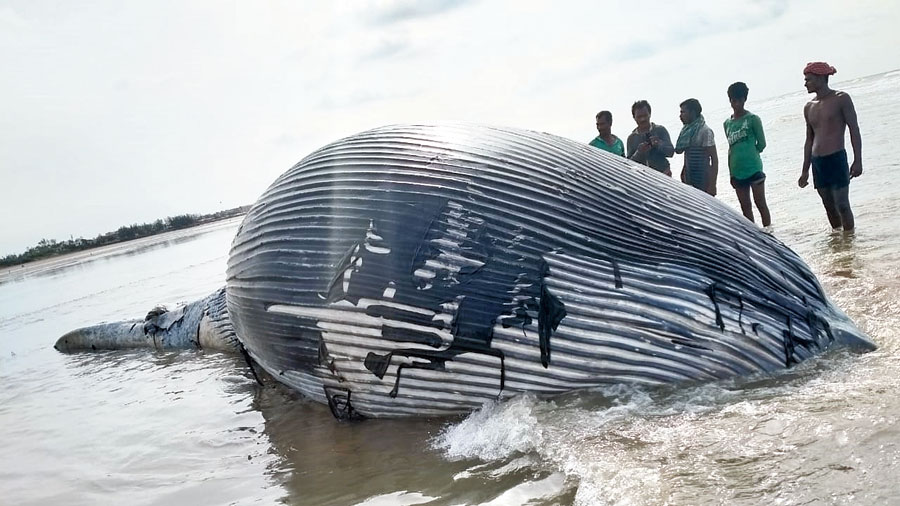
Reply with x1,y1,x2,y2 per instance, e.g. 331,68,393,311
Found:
723,113,766,180
589,135,625,156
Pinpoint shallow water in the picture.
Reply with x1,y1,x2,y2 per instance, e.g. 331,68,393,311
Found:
2,72,899,505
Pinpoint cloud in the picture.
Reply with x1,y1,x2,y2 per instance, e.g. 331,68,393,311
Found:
610,0,788,65
518,0,790,96
315,83,424,110
363,0,476,25
615,41,657,62
359,37,413,62
0,5,29,31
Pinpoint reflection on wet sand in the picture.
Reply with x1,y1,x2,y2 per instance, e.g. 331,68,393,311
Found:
251,379,574,505
254,382,467,505
823,230,858,279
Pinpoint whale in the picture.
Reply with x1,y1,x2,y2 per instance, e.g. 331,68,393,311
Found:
55,123,875,419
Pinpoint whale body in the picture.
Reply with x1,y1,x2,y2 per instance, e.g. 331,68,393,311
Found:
56,123,874,419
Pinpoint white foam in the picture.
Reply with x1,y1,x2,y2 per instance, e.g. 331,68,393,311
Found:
433,395,545,461
476,472,568,506
354,491,437,506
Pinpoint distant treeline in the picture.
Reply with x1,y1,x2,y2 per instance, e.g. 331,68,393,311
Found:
1,206,251,268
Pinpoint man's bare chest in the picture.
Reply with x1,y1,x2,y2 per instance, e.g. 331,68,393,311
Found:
808,101,843,128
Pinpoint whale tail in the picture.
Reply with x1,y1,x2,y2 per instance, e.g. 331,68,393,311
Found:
54,288,239,353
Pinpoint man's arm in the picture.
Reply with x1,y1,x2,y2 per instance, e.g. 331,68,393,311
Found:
706,145,718,196
752,115,767,153
799,104,814,188
656,127,675,158
842,93,863,178
627,134,646,162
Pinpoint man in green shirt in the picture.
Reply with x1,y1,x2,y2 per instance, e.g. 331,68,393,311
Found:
589,110,625,156
724,81,771,227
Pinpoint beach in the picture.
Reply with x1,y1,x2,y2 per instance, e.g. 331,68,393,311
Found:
1,71,899,505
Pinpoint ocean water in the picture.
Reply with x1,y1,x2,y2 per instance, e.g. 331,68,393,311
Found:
2,71,899,505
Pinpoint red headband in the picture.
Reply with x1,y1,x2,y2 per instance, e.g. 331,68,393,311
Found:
804,61,836,76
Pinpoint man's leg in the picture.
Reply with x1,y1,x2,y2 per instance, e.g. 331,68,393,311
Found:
832,185,855,230
817,187,842,229
735,185,754,222
750,181,771,227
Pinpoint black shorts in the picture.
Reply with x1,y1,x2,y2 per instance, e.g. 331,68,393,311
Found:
811,149,850,189
730,171,766,189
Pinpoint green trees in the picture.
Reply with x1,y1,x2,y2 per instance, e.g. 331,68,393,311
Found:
166,214,198,230
0,207,248,267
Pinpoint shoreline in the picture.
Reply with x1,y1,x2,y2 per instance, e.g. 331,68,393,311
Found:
0,216,243,285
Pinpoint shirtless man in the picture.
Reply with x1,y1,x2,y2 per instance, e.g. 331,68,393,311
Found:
798,61,863,231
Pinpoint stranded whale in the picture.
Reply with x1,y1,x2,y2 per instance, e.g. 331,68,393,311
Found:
55,123,875,419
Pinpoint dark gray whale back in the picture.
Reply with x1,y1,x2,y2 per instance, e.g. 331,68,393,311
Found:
225,123,872,418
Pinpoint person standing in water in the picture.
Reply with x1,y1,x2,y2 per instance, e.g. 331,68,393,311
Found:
675,98,718,195
724,82,771,227
798,61,863,231
589,110,625,156
626,100,675,175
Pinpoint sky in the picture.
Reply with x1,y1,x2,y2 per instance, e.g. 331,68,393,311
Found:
2,0,899,256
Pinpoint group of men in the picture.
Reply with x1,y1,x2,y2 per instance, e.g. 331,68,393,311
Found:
589,61,863,231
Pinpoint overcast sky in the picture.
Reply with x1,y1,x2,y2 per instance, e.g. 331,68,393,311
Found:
2,0,899,256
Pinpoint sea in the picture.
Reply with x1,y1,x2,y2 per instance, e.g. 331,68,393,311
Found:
2,70,900,506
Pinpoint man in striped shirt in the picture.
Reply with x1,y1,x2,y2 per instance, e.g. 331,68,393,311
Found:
675,98,718,196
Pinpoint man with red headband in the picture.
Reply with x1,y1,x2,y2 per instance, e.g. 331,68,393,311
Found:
798,61,863,231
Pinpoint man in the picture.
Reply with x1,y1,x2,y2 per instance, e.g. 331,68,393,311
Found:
675,98,718,196
798,61,863,231
724,81,771,227
589,110,625,156
626,100,675,175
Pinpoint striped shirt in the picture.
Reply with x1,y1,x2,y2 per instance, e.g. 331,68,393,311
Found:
683,125,715,191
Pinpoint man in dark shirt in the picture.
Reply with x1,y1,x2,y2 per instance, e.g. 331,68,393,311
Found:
626,100,675,175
